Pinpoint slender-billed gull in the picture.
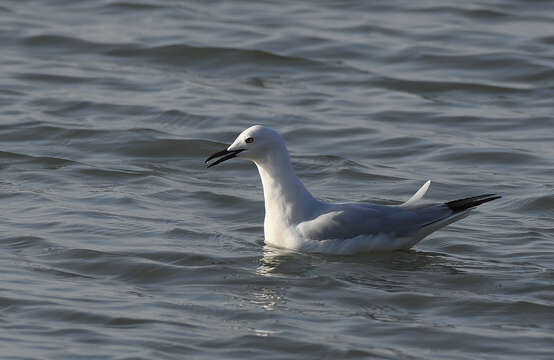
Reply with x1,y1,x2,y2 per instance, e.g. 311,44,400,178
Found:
206,125,500,254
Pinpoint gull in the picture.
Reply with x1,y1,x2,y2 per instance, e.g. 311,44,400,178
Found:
206,125,500,254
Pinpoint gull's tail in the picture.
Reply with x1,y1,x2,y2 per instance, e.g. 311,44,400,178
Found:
445,194,501,213
402,193,501,249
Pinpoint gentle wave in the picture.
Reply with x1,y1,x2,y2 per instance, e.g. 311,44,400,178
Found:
106,43,320,72
2,0,553,359
22,34,118,54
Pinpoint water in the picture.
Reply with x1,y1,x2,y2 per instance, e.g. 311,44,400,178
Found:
1,0,553,358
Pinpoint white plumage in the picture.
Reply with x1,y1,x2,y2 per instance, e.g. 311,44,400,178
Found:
206,125,499,254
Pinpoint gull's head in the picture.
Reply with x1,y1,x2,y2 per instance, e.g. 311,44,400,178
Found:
206,125,286,168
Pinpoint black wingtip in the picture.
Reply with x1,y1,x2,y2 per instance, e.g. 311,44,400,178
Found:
445,194,501,213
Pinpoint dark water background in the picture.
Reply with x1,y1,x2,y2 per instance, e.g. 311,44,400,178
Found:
1,0,553,359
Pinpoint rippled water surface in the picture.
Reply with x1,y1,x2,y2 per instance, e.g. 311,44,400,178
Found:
1,1,553,359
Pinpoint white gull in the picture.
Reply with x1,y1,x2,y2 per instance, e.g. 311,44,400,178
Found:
206,125,500,254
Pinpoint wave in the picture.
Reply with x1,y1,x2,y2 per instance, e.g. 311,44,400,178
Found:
105,43,321,73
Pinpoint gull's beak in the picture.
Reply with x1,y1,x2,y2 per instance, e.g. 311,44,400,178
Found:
205,148,244,168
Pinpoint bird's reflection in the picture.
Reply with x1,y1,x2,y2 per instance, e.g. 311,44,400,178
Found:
257,242,463,275
256,245,323,278
248,244,463,316
246,246,322,313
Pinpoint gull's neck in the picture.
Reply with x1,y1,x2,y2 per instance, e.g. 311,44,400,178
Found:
254,147,319,226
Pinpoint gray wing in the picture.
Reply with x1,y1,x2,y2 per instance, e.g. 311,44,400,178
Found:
296,202,454,241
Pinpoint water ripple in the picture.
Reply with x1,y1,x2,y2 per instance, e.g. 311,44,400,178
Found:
1,0,553,359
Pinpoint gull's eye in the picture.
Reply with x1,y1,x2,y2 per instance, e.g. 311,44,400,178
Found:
245,137,254,144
